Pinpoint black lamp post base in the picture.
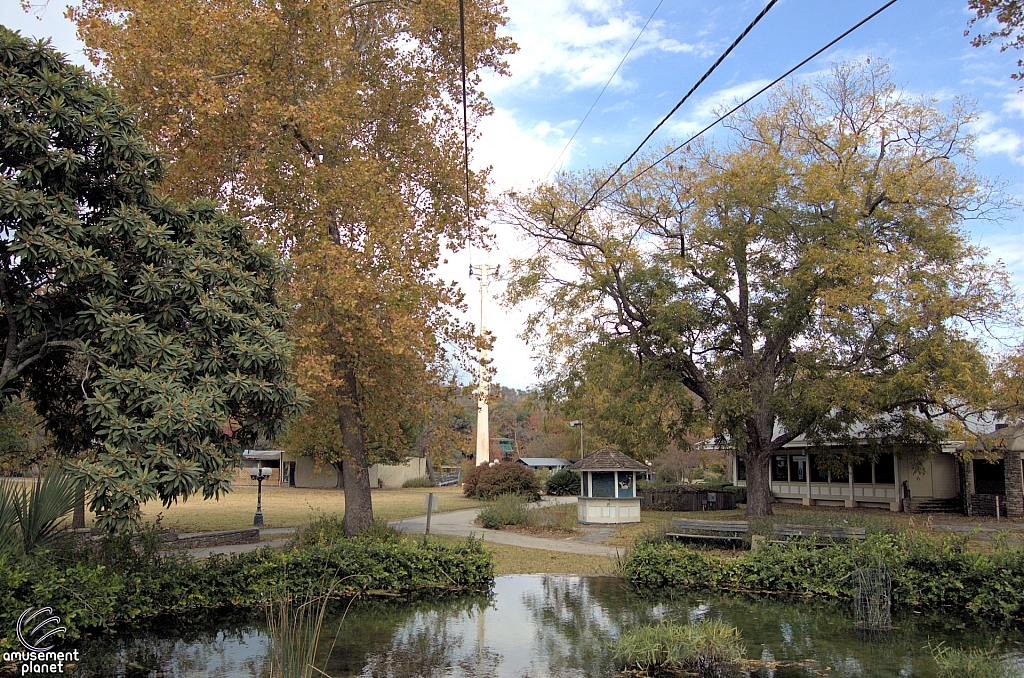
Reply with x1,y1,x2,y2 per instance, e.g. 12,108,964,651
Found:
253,510,264,527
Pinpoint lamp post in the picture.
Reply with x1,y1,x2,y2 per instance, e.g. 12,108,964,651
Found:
251,466,272,527
570,420,583,459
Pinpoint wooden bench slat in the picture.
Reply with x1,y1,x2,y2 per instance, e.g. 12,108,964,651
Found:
671,519,749,532
665,533,744,541
773,523,866,540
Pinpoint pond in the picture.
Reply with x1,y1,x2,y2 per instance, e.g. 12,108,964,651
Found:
69,575,1024,678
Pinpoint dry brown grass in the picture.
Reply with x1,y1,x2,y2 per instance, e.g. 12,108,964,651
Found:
133,486,483,532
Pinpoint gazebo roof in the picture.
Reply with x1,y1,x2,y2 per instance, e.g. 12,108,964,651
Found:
569,447,648,472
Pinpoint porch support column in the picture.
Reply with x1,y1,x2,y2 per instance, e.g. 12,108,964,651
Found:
803,455,812,506
845,462,857,508
964,458,975,517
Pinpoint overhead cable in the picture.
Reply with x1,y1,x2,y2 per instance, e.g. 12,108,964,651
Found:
544,0,668,181
599,0,900,204
576,0,780,216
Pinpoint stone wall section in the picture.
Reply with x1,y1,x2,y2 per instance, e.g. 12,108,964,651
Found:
1004,451,1023,518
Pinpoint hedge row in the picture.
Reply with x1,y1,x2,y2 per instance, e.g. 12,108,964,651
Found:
623,533,1024,621
0,535,493,650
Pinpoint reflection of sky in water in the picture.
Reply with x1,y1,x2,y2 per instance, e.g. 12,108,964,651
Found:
72,575,1024,678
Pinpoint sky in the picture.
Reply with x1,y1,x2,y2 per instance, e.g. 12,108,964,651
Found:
3,0,1023,390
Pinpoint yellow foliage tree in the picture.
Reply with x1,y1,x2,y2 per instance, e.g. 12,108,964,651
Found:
71,0,514,534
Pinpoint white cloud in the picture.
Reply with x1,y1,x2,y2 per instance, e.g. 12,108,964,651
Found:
970,110,1024,164
473,107,569,191
482,0,705,94
668,78,772,136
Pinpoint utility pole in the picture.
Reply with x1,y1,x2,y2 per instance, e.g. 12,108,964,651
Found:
470,263,499,466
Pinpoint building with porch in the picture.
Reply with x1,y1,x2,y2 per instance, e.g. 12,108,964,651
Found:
237,451,429,489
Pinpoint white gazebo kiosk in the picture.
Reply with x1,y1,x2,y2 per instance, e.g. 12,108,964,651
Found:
570,447,646,524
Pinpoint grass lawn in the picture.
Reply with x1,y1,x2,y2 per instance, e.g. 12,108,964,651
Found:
133,486,484,532
416,533,620,576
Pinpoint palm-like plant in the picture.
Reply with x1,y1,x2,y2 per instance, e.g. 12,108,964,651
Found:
0,468,82,557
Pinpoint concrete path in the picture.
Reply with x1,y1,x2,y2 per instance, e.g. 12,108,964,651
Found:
389,497,626,558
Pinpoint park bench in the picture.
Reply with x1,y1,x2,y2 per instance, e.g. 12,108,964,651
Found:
665,518,749,552
772,523,866,544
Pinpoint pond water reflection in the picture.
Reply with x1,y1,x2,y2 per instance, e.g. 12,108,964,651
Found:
71,575,1024,678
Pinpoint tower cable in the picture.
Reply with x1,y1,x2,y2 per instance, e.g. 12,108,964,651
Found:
599,0,900,204
575,0,779,217
459,0,473,265
544,0,668,180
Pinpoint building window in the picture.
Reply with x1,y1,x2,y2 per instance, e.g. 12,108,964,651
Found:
809,454,828,483
873,453,895,484
736,458,746,481
618,473,634,498
789,455,807,482
852,459,873,484
974,460,1006,495
772,455,789,481
592,471,615,498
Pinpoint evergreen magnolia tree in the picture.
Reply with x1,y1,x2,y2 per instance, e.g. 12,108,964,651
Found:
0,28,302,530
72,0,514,534
504,61,1016,516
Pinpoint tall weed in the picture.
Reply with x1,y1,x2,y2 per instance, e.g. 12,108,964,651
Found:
931,643,1012,678
611,619,745,677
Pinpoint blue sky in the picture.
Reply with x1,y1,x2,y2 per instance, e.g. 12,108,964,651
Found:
3,0,1023,389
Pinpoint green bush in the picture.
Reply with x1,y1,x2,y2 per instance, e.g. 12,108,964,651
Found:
931,643,1011,678
0,530,493,650
479,494,532,529
534,468,552,491
611,620,745,677
623,532,1024,621
545,468,581,496
401,476,435,488
462,462,540,500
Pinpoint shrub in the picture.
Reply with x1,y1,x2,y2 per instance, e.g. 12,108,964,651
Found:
478,494,532,529
402,476,435,488
545,468,581,496
534,467,552,492
611,620,745,677
0,528,493,650
463,462,540,500
623,532,1024,622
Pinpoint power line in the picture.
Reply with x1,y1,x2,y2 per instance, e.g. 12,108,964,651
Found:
458,0,473,265
576,0,780,216
544,0,668,181
600,0,900,204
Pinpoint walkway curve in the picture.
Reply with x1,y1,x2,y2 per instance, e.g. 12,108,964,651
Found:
388,497,626,558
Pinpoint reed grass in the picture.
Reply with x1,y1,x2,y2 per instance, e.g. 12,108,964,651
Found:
611,619,746,677
930,643,1012,678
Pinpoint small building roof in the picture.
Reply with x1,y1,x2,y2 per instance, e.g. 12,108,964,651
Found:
243,450,283,460
517,458,571,467
569,447,648,472
959,425,1024,453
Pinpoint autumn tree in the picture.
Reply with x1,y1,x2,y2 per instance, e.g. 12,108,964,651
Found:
0,28,302,530
968,0,1024,85
72,0,514,534
504,60,1016,516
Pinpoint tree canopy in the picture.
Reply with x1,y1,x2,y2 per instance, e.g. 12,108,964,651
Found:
504,60,1017,516
0,27,302,530
968,0,1024,85
71,0,515,533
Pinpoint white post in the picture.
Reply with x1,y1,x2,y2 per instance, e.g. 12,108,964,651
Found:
471,263,497,466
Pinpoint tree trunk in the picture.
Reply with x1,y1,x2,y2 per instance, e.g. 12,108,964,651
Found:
744,450,774,517
332,461,344,490
337,368,374,536
72,485,86,529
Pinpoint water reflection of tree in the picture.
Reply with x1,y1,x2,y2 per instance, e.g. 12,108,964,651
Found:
321,594,497,677
69,609,264,678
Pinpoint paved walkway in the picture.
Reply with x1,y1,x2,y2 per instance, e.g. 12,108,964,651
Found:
389,497,625,558
173,497,627,559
